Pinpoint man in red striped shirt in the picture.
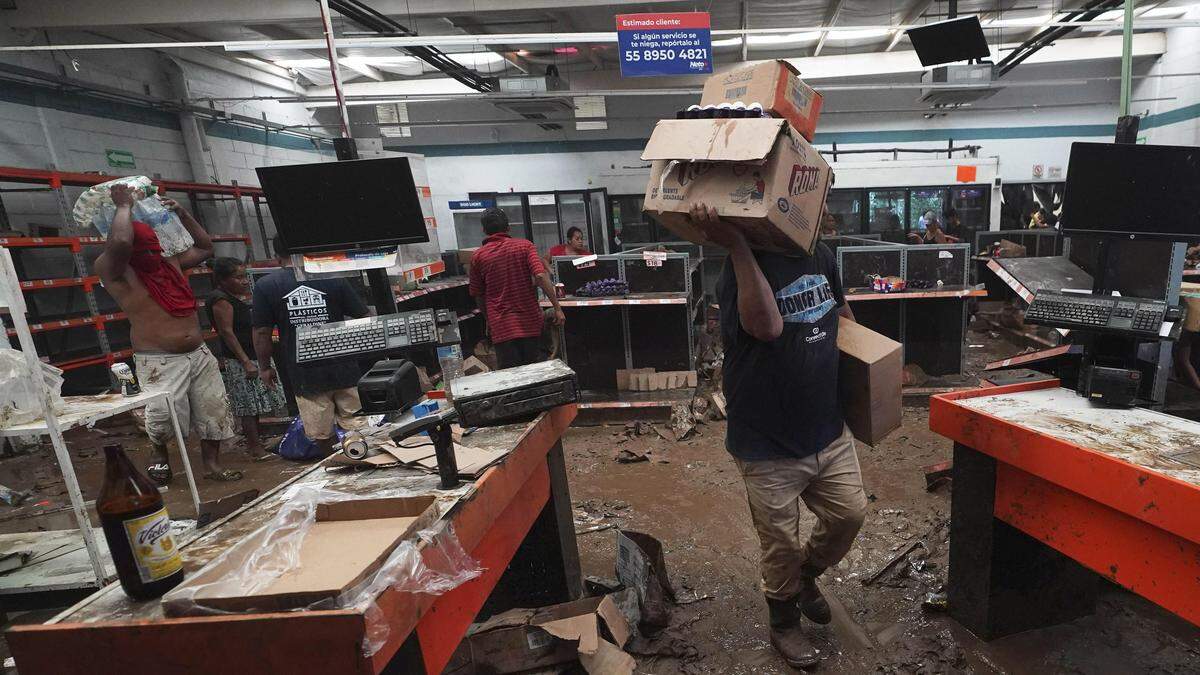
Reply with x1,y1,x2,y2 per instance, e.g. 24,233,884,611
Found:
469,208,566,369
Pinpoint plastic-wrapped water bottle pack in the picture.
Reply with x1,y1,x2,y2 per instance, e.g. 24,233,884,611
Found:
72,176,194,257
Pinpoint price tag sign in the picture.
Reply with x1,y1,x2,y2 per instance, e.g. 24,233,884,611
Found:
643,251,668,268
616,12,712,78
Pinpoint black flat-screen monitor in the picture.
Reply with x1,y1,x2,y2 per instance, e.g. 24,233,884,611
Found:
256,157,429,253
906,16,991,67
1061,142,1200,240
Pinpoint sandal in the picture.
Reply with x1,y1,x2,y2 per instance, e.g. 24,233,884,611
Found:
146,463,172,486
204,469,244,482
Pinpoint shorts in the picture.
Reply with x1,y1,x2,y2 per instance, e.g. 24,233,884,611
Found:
135,344,235,445
294,387,368,440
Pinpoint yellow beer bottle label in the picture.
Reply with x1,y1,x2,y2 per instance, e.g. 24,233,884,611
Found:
122,507,182,583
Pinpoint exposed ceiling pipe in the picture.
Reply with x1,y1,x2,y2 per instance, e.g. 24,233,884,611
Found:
996,0,1125,77
324,0,494,91
317,0,352,137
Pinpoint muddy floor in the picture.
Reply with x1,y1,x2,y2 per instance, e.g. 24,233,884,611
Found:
563,410,1200,673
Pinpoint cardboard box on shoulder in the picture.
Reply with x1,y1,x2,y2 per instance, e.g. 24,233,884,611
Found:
641,117,833,254
701,60,823,141
837,317,902,445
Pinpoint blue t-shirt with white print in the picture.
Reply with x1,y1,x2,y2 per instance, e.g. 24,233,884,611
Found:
717,242,845,460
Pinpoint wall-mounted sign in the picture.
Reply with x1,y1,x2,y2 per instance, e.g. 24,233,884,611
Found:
448,200,495,210
616,12,712,78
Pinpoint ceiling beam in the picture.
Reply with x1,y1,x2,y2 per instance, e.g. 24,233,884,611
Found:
812,0,846,57
3,0,667,29
885,0,935,52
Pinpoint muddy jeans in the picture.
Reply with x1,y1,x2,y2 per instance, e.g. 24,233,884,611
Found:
134,344,235,445
735,425,868,600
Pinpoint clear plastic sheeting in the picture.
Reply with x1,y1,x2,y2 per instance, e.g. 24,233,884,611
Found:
0,348,64,428
162,487,482,657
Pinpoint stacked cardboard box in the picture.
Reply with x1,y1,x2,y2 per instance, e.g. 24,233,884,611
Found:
641,60,832,254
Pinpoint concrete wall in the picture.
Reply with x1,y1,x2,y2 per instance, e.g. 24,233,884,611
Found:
1134,6,1200,146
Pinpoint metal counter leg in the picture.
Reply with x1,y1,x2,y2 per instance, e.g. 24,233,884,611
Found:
165,395,202,518
948,442,1097,639
546,439,583,600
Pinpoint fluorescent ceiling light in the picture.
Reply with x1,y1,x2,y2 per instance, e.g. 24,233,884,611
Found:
824,28,890,41
990,14,1053,27
711,37,742,47
747,31,821,46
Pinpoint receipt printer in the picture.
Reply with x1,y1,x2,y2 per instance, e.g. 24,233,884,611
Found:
358,359,423,414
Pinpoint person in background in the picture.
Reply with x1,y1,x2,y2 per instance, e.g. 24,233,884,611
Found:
943,208,963,239
908,215,960,244
546,226,592,264
1029,208,1051,229
207,257,285,461
917,209,936,231
688,201,866,669
471,207,566,369
94,185,238,484
252,236,371,457
819,211,839,237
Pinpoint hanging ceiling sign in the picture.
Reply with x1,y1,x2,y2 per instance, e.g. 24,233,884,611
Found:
616,12,713,78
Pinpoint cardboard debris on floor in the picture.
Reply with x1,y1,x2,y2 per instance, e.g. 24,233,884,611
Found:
616,530,677,635
445,594,635,675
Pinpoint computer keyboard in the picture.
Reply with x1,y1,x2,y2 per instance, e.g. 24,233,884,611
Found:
295,308,459,363
1025,290,1168,337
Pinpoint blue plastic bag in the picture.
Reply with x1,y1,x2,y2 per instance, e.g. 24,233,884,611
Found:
277,417,346,461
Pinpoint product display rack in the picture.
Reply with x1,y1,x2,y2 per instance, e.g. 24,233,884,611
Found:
547,251,702,396
0,166,261,389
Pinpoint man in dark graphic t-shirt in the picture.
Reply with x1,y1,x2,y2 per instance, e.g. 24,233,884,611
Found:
695,203,868,669
252,236,371,456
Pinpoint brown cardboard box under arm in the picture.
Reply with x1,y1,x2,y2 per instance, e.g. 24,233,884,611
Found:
641,117,832,254
701,60,823,141
837,317,902,445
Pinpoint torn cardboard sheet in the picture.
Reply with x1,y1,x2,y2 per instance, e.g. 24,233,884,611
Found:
447,594,634,675
616,530,677,634
328,435,507,478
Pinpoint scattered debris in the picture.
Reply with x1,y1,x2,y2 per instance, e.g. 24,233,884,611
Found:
921,591,948,612
0,483,32,506
616,530,677,635
923,460,953,491
614,448,650,464
669,404,697,442
578,523,617,535
863,540,924,587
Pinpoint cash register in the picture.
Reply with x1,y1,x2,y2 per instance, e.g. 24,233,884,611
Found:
1021,142,1196,406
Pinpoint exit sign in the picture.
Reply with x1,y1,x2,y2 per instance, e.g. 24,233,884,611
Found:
105,149,135,169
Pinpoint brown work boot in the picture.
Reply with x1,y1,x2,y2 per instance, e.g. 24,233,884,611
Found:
766,595,820,668
798,563,832,625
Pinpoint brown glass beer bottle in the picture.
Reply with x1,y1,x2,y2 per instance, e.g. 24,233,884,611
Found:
97,444,184,600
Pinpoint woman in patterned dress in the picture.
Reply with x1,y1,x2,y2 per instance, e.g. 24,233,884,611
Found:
207,257,286,460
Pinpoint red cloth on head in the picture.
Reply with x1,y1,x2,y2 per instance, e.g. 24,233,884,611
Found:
128,221,196,317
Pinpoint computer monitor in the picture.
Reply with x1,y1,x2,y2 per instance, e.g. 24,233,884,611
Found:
1061,142,1200,240
256,157,429,254
906,16,991,67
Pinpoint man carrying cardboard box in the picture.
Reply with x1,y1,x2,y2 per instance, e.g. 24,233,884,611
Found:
695,202,868,668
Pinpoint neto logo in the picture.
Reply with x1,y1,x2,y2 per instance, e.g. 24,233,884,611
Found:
788,165,821,195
